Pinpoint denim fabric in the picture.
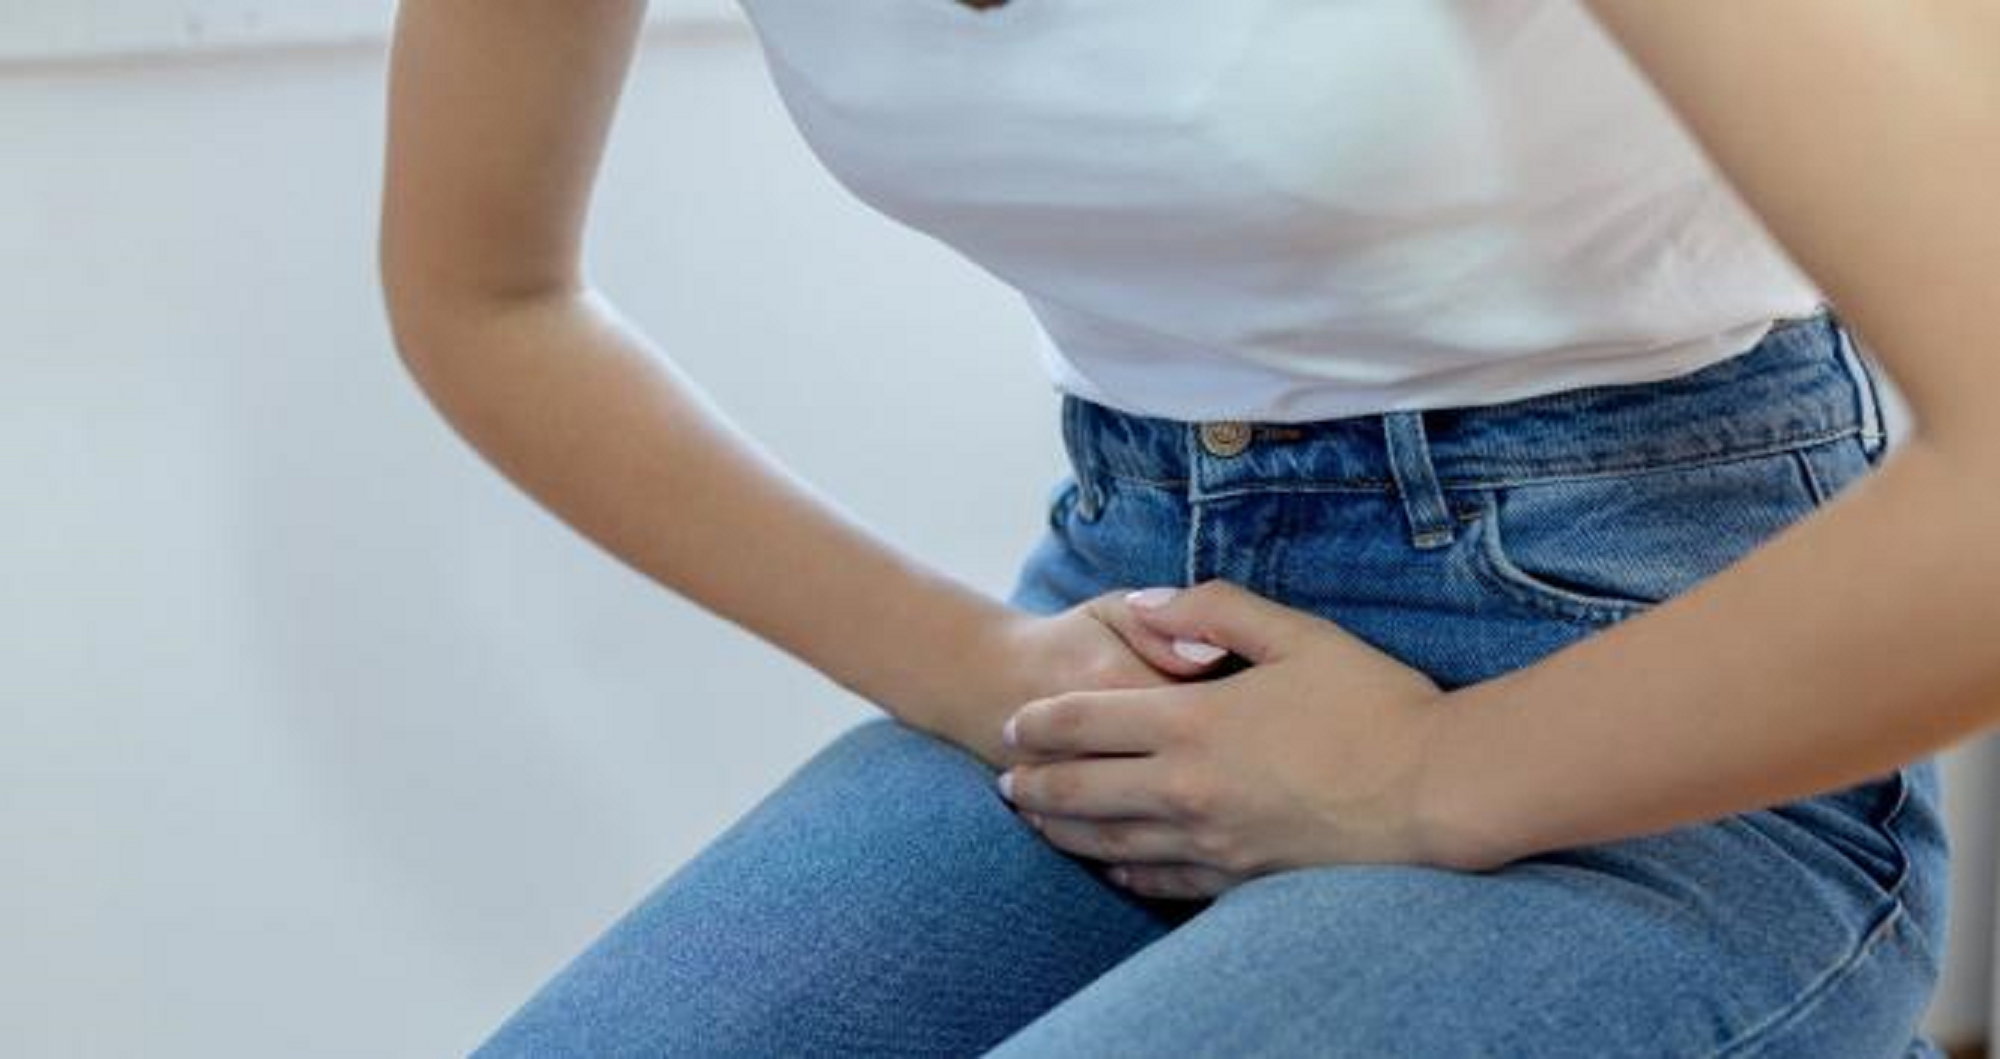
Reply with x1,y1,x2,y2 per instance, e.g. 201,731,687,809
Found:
472,308,1950,1057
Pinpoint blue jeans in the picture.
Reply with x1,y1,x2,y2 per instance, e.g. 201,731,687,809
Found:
473,309,1950,1057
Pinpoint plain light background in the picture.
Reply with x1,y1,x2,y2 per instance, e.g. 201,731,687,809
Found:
3,5,1995,1057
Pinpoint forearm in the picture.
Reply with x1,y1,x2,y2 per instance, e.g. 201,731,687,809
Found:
387,287,1017,727
1415,0,2000,870
1420,441,2000,868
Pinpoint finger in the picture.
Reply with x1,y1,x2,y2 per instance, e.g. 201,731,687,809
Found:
1123,579,1316,665
1005,686,1191,757
1107,862,1242,901
999,756,1183,819
1028,814,1195,865
1083,590,1223,679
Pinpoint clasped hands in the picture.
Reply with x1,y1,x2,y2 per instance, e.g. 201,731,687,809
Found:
987,580,1488,900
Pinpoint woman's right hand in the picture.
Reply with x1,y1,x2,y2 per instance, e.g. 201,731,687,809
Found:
926,590,1230,770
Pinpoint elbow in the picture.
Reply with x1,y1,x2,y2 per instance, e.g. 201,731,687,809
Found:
377,229,580,374
377,231,464,375
377,229,438,371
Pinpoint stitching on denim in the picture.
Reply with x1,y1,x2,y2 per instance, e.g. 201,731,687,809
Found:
1456,434,1862,625
1189,479,1397,499
1464,489,1646,624
1099,470,1195,490
1441,427,1862,491
1791,448,1831,509
1880,770,1916,901
1705,899,1910,1058
1874,769,1932,967
1257,494,1295,603
1090,428,1862,498
1183,427,1203,588
1830,310,1891,457
1046,476,1080,533
1704,769,1922,1057
1385,411,1456,549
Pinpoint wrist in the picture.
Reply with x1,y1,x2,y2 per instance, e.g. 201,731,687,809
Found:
842,569,1021,737
1406,683,1536,872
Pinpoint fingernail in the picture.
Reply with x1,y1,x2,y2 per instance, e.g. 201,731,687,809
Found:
1002,715,1020,747
1107,865,1129,885
1124,587,1178,609
997,770,1015,800
1026,812,1045,829
1172,638,1228,664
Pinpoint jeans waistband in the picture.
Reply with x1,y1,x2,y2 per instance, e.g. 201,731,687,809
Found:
1059,307,1884,548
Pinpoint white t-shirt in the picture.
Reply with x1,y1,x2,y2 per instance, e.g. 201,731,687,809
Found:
735,0,1826,422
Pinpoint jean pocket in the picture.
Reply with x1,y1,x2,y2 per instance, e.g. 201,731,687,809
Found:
1463,435,1875,625
1760,768,1918,906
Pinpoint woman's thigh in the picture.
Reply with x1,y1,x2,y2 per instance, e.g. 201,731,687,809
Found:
471,715,1182,1058
986,805,1939,1057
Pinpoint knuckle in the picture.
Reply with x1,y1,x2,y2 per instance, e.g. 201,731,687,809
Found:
1205,835,1255,874
1159,701,1204,744
1089,588,1128,611
1041,769,1082,811
1018,698,1067,747
1044,698,1085,739
1079,653,1128,688
1190,827,1233,862
1162,772,1215,819
1012,767,1046,808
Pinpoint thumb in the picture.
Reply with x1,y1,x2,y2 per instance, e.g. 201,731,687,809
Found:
1122,580,1307,665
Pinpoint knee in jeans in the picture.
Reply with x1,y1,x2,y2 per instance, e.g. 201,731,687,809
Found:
815,714,986,774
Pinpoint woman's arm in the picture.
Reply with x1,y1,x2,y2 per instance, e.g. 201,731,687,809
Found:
377,1,1043,744
1415,0,2000,866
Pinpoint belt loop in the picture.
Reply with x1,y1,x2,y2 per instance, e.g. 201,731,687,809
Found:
1060,394,1105,521
1825,305,1889,460
1382,411,1454,550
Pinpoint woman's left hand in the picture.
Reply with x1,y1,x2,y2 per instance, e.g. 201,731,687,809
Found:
996,580,1480,900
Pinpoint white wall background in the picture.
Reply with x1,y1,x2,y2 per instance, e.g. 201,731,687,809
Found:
2,6,1994,1057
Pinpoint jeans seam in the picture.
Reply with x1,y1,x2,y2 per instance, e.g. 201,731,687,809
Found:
1099,470,1196,490
1452,428,1863,490
1094,428,1863,498
1790,448,1831,508
1704,899,1911,1058
1184,426,1203,588
1875,769,1934,967
1463,488,1646,624
1829,306,1891,457
1707,769,1923,1057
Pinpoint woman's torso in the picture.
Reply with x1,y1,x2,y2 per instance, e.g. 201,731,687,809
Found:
735,0,1825,421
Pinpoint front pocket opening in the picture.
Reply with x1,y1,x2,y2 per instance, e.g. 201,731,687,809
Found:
1460,441,1854,626
1468,491,1654,622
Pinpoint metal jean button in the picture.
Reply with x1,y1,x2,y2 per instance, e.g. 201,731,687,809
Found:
1198,420,1253,458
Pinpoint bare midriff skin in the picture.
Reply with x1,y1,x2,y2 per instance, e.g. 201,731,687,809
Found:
382,1,2000,880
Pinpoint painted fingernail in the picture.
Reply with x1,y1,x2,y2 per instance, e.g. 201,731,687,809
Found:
1172,638,1228,664
997,770,1015,800
1124,587,1178,609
